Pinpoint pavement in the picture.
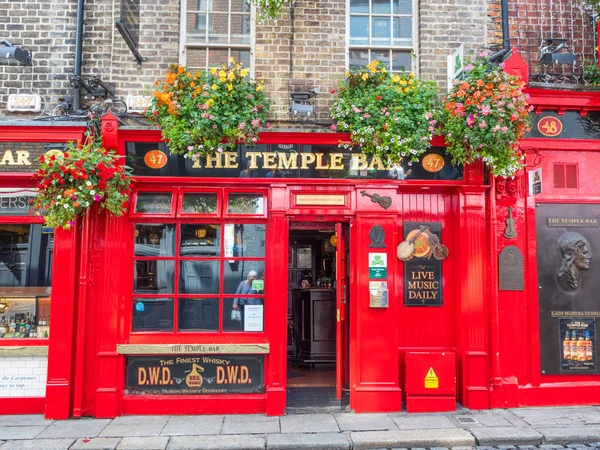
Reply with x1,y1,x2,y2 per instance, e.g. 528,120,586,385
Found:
1,407,600,450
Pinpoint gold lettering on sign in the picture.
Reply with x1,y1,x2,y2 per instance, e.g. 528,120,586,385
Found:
350,154,368,171
205,153,222,169
300,153,316,169
224,152,238,169
315,154,329,170
330,153,344,170
263,152,277,169
278,153,298,170
0,150,31,166
246,152,261,169
547,217,599,228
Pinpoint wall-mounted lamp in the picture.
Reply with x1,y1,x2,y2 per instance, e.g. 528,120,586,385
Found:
1,40,32,66
290,88,319,122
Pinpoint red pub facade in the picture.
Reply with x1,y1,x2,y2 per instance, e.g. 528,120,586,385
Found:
2,54,600,417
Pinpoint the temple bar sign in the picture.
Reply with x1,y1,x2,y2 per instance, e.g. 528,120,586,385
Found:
0,150,31,166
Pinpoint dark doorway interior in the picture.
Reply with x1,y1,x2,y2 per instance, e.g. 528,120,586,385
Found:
286,224,342,411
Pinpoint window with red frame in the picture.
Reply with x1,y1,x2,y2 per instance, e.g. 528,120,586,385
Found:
131,190,266,334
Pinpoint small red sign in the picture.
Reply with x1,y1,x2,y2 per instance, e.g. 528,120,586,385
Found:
144,150,168,169
537,116,563,137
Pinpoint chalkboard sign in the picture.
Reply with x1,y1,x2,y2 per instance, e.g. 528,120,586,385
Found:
403,222,443,306
125,355,264,395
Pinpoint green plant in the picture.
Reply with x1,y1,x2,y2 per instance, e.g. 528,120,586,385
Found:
330,61,439,165
147,60,269,159
584,64,600,85
32,139,132,230
252,0,287,21
441,58,532,177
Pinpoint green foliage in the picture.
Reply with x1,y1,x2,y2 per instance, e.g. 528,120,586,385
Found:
147,61,269,159
584,64,600,85
441,59,532,177
33,140,132,230
330,61,439,165
252,0,287,21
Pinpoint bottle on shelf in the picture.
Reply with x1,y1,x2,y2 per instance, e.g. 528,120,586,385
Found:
563,331,571,360
585,330,593,361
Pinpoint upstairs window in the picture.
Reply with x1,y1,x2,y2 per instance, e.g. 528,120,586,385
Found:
348,0,415,73
181,0,252,70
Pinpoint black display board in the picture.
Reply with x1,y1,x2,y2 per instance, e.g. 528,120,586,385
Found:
126,142,460,180
526,111,600,140
125,355,264,395
537,203,600,374
403,222,442,306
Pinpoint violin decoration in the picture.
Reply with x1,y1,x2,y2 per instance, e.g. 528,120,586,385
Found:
360,191,392,210
397,225,450,261
504,206,517,239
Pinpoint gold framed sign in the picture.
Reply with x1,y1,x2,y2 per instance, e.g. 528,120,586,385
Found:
295,194,345,206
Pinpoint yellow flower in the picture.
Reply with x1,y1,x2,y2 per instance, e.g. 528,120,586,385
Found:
219,70,226,78
362,73,369,80
240,69,249,77
206,98,215,107
399,80,407,86
408,79,414,86
227,71,236,81
230,57,235,63
404,87,410,93
212,84,218,90
211,67,217,75
409,72,415,78
391,75,400,83
345,70,350,77
227,83,233,91
256,85,265,91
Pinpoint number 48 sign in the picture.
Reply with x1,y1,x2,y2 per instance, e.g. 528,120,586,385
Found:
537,116,563,137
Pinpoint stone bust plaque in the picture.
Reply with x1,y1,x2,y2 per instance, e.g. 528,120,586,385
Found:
499,245,524,291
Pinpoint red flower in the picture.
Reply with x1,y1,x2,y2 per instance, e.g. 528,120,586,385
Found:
331,89,336,94
376,96,382,101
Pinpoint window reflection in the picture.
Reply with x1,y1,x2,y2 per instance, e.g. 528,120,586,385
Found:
227,194,264,214
135,193,172,214
223,224,265,258
224,261,265,294
181,193,217,214
132,298,174,332
134,224,175,256
134,260,175,294
178,298,219,331
180,224,221,256
179,260,220,294
223,297,264,332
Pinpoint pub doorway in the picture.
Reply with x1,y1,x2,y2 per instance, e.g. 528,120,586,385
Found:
286,222,349,411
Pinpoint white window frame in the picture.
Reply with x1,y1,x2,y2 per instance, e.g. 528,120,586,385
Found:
179,0,255,75
345,0,418,74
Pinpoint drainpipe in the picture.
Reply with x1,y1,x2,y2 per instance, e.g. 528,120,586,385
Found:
489,0,511,63
73,0,85,112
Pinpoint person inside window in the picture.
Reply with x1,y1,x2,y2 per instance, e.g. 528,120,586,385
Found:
232,270,259,310
239,161,258,178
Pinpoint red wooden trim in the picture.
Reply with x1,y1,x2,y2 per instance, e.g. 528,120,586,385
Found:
0,397,45,414
0,339,49,347
129,188,178,219
122,394,266,415
526,88,600,111
0,126,86,143
525,194,542,387
522,138,600,151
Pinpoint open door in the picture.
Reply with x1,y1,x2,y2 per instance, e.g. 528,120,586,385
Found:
335,223,347,400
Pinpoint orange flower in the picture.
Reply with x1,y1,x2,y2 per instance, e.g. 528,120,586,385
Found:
476,79,484,87
177,65,185,74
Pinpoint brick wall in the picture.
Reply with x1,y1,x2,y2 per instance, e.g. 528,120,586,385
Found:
488,0,595,81
0,356,48,397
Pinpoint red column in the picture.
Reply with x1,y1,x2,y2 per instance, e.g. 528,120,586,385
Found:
266,186,288,415
456,161,490,409
45,227,79,419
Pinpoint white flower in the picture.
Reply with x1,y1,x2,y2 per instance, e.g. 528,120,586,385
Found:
90,190,96,195
85,202,90,207
56,195,62,199
63,204,69,209
86,181,92,187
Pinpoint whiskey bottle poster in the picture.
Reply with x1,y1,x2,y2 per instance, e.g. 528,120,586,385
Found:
403,222,442,306
536,203,600,374
559,318,596,372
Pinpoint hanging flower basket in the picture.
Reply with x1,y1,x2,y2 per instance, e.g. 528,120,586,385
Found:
32,140,132,230
147,60,269,159
441,58,532,177
330,61,439,165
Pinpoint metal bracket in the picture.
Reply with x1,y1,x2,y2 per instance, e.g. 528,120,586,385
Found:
115,19,147,70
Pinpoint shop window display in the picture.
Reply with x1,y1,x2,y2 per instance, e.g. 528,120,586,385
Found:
0,224,53,339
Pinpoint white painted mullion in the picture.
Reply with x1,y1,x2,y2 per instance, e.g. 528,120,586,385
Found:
180,0,188,66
